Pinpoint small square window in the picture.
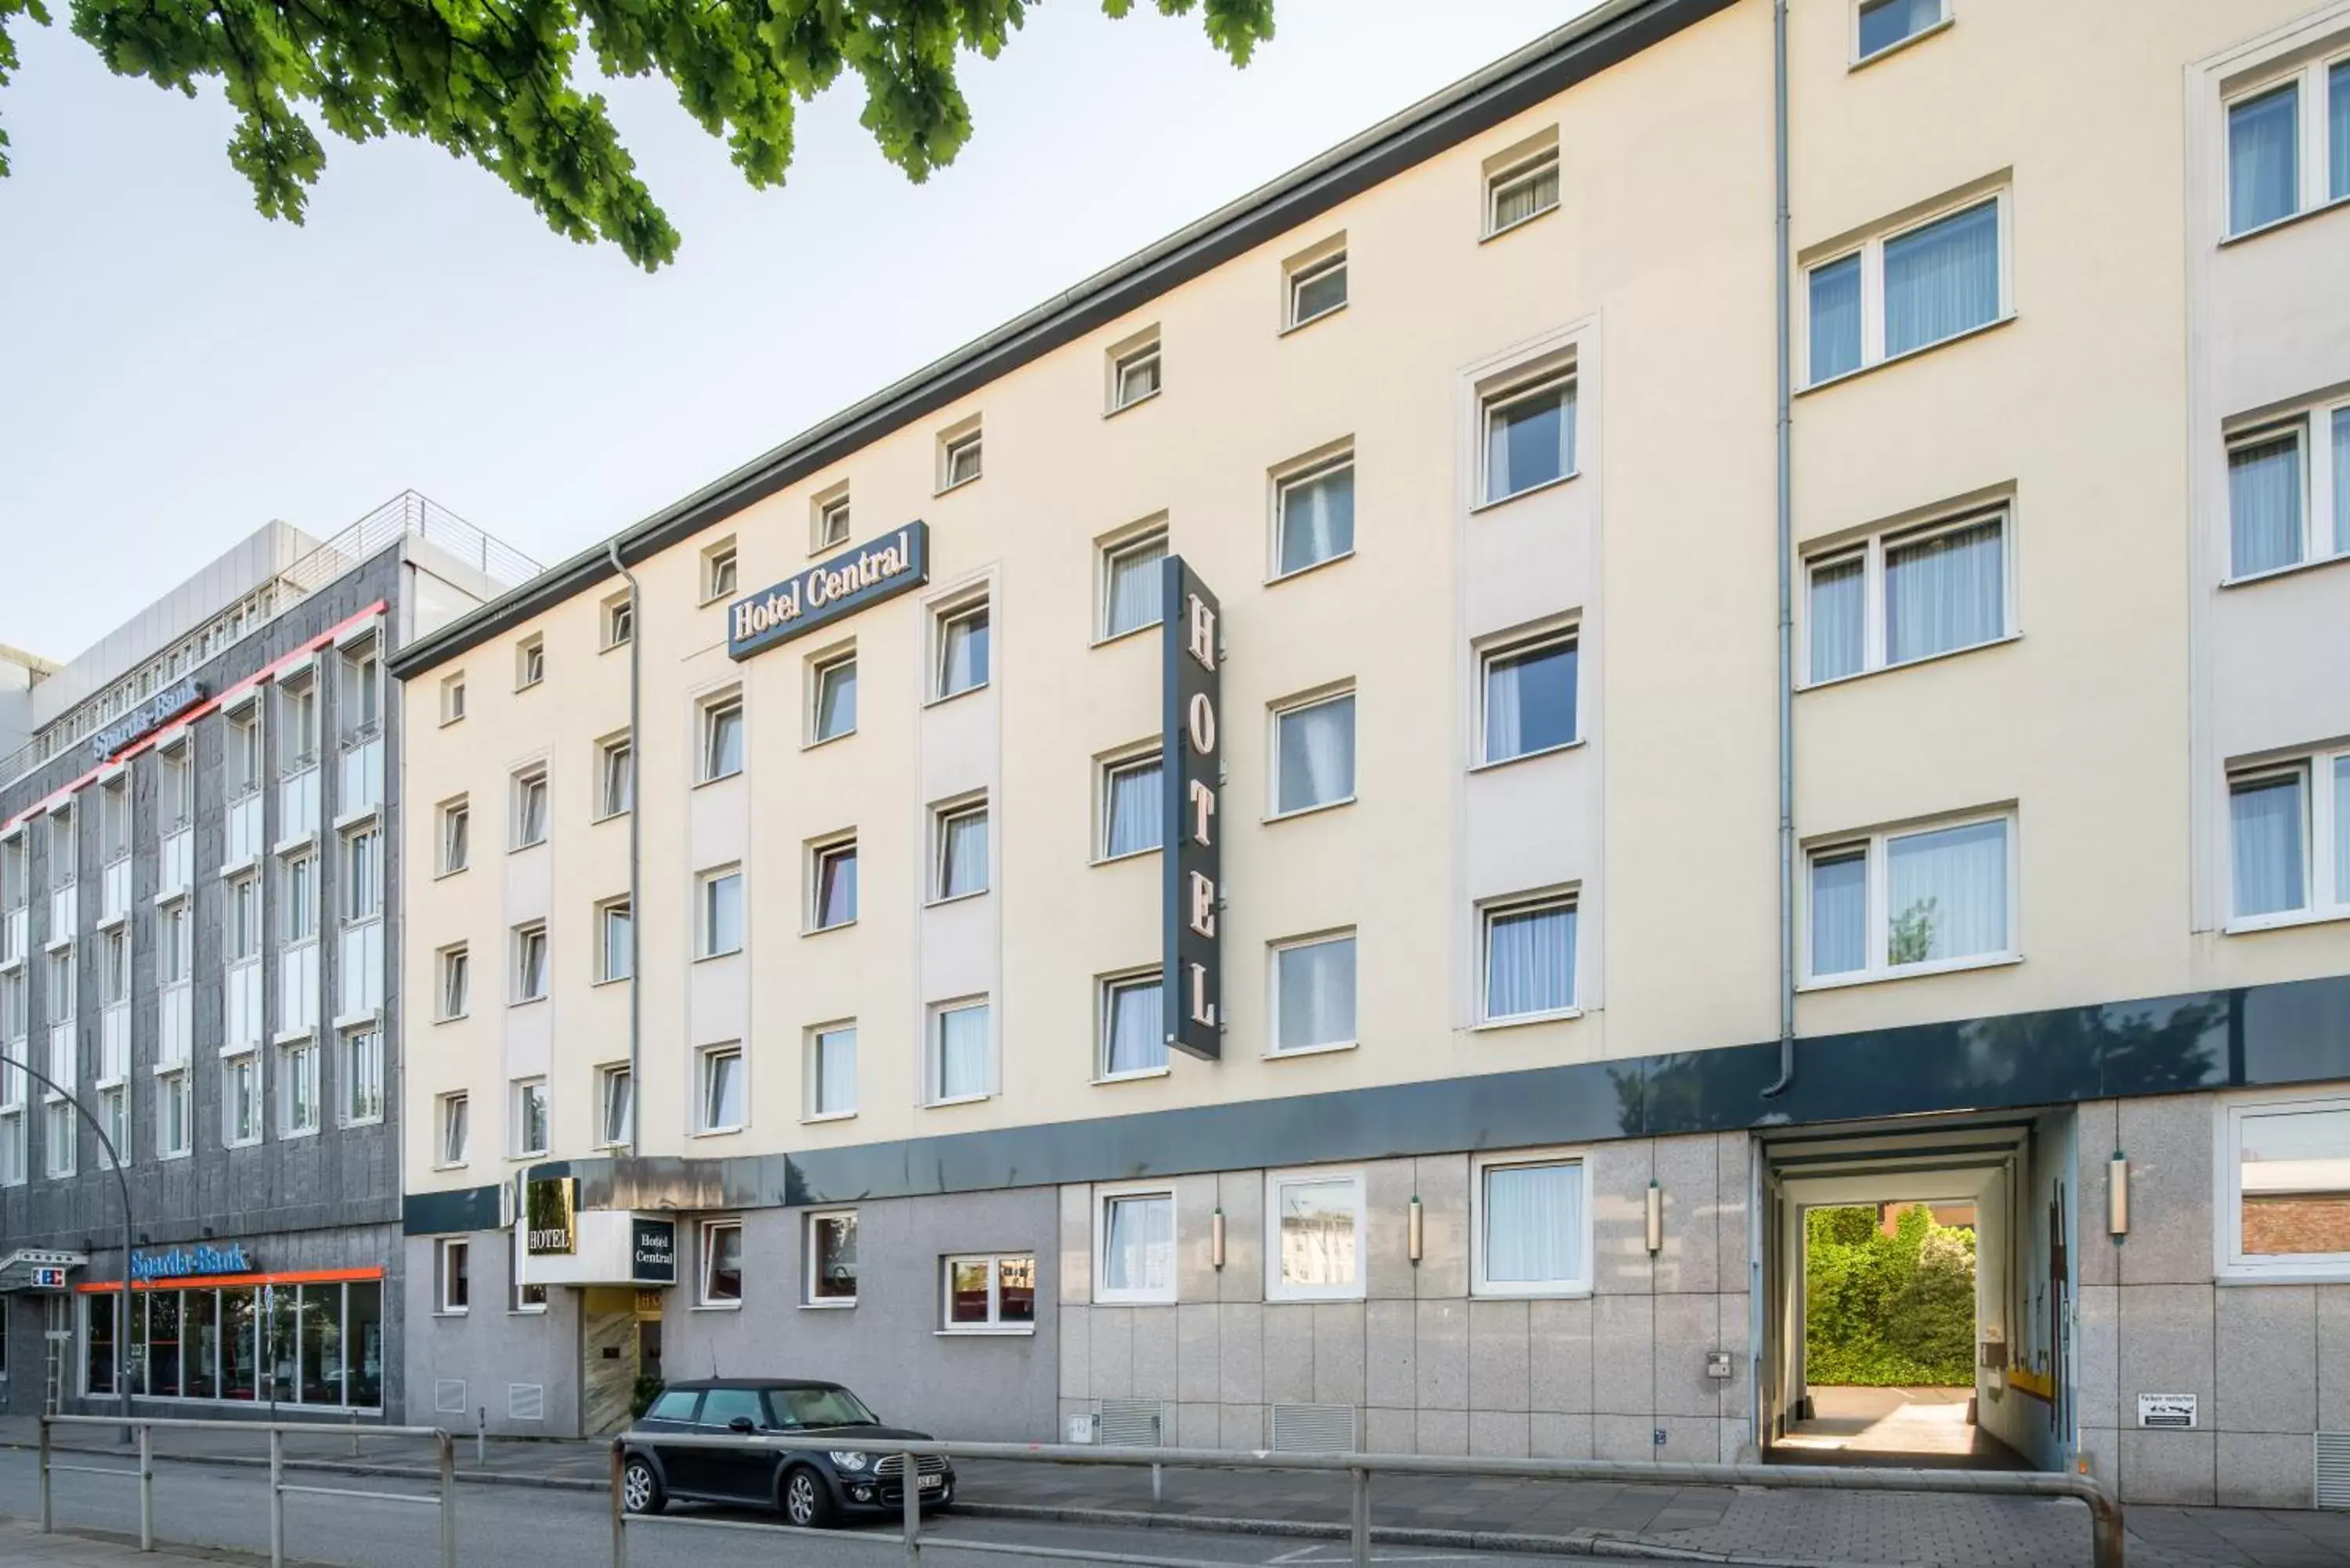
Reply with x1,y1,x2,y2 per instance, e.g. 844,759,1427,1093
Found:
598,735,634,819
440,674,467,725
1265,1169,1365,1302
512,768,548,850
1480,630,1578,764
807,1211,859,1305
602,592,634,651
1272,932,1357,1053
814,486,852,552
1481,895,1578,1022
598,898,633,983
1485,144,1559,236
439,945,470,1021
515,638,545,691
808,1023,857,1119
1095,1186,1175,1304
701,695,745,782
810,840,858,931
935,802,989,901
598,1064,633,1148
1273,691,1356,816
1273,454,1354,579
1481,370,1575,504
439,799,470,875
1101,528,1168,640
700,866,744,957
1109,335,1162,413
935,598,991,700
1286,247,1347,329
1099,972,1166,1078
439,1237,471,1313
1855,0,1945,62
512,1076,548,1157
941,428,984,490
942,1252,1034,1330
703,541,739,604
701,1219,744,1303
512,922,548,1003
699,1046,745,1134
1101,753,1165,860
2222,1094,2350,1277
1472,1151,1591,1296
811,651,857,744
931,1000,989,1104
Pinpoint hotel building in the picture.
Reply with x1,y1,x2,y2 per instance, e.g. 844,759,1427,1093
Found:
391,0,2350,1507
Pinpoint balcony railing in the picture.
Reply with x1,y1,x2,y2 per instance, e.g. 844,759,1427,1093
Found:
225,958,262,1051
159,828,192,900
279,764,320,844
224,793,263,868
338,920,383,1020
280,938,319,1036
338,735,384,818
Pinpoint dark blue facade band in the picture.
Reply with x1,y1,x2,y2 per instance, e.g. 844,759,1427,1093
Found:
403,971,2350,1233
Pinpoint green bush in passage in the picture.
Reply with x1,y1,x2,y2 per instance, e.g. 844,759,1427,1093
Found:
1804,1204,1977,1387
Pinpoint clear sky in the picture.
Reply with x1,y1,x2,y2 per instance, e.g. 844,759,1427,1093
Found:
0,1,1585,665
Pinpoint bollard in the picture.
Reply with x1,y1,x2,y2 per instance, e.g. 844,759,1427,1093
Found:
609,1440,628,1568
1350,1466,1371,1568
476,1406,486,1469
268,1428,285,1568
38,1414,52,1534
901,1451,922,1568
438,1430,457,1568
138,1423,154,1552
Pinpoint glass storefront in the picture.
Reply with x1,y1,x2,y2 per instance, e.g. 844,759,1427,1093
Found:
85,1278,381,1409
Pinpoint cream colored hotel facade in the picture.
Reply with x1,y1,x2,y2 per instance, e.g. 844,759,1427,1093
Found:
389,0,2350,1508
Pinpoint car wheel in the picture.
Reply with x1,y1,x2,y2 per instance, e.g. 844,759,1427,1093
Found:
620,1456,667,1516
781,1466,835,1529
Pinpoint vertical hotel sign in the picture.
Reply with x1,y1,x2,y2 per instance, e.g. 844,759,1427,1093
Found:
1162,556,1221,1059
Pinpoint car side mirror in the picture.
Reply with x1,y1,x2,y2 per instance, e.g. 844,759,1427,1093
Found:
728,1416,756,1434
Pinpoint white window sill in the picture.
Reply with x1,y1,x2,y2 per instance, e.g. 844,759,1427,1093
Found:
694,947,743,964
800,1299,858,1311
935,474,983,498
1093,1066,1173,1086
1797,631,2022,693
693,1125,746,1140
2223,907,2349,936
590,808,631,826
1095,1295,1177,1309
802,1109,859,1125
592,974,632,988
1470,470,1578,515
439,715,465,729
1280,302,1347,337
2218,550,2350,592
1265,795,1357,826
2217,1266,2350,1286
433,1310,470,1319
1104,388,1162,420
925,681,992,710
1848,14,1953,70
935,1326,1035,1337
2218,192,2350,248
432,1161,469,1172
689,1302,744,1313
332,805,379,833
508,1305,550,1317
926,889,990,910
1469,738,1586,773
508,996,548,1010
1479,203,1559,244
1795,312,2016,397
508,842,547,856
1091,846,1163,868
219,854,259,880
1266,548,1357,587
280,1126,320,1142
1798,951,2022,992
94,910,127,934
1470,1008,1583,1033
695,769,745,790
1471,1283,1595,1300
331,1009,376,1032
1090,621,1161,651
600,640,629,656
803,729,856,752
510,1151,550,1162
1266,1291,1367,1306
434,865,468,881
515,679,544,694
1266,1039,1358,1060
272,1027,315,1046
435,1013,468,1026
927,1093,992,1110
803,921,855,938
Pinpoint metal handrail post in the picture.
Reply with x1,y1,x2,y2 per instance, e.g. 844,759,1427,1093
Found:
268,1427,284,1568
902,1449,921,1568
38,1414,52,1533
609,1440,628,1568
137,1422,154,1552
438,1429,457,1568
1350,1465,1370,1568
2089,1478,2124,1568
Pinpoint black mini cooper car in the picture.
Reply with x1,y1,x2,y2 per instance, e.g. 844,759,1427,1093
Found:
620,1378,956,1527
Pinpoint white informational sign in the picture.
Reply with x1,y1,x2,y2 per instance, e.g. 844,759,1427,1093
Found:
2137,1393,2198,1429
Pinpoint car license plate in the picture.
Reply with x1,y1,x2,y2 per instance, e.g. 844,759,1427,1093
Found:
919,1474,943,1491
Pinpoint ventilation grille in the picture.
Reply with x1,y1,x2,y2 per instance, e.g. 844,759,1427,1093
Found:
1271,1402,1357,1453
1097,1398,1171,1447
508,1383,545,1422
2317,1433,2350,1509
433,1379,468,1416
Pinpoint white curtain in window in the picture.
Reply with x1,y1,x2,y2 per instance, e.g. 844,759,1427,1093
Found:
1487,383,1574,499
1276,938,1356,1050
1279,467,1354,576
1885,820,2007,963
2231,774,2306,918
1484,903,1574,1018
2229,432,2303,576
1484,1162,1583,1284
1107,540,1166,635
942,611,990,694
1277,697,1355,813
938,1007,988,1100
1810,852,1867,975
814,1028,856,1115
2229,85,2299,233
1102,1194,1174,1293
1808,558,1865,681
2334,63,2350,202
1883,201,1999,356
1106,761,1164,857
1484,641,1576,761
1105,981,1166,1075
1808,255,1862,381
2334,409,2349,555
1885,518,2003,663
942,812,988,898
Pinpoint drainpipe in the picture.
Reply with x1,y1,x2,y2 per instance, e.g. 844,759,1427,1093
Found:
606,540,643,1153
1763,0,1797,1100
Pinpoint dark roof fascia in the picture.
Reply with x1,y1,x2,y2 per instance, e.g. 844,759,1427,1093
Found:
387,0,1738,681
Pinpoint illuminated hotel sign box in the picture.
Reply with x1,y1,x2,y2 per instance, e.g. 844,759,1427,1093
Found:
1162,556,1221,1060
524,1176,579,1256
727,522,931,661
518,1209,678,1288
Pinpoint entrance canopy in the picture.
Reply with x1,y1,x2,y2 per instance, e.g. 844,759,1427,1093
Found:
0,1248,87,1293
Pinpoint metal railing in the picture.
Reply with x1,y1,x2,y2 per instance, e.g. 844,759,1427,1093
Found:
39,1414,458,1568
606,1433,2126,1568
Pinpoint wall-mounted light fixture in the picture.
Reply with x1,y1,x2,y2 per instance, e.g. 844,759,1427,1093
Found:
1645,1180,1664,1255
1211,1208,1227,1270
1408,1196,1425,1263
2108,1151,2129,1241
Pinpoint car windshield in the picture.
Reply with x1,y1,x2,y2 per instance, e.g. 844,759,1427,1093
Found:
769,1386,880,1429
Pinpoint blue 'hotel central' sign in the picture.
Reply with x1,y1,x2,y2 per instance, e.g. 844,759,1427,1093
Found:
727,522,930,661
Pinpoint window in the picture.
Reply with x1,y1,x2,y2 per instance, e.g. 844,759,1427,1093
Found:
700,695,745,783
160,902,192,985
810,841,857,931
1806,193,2005,384
47,805,74,886
1101,527,1168,640
512,1077,548,1157
159,743,192,831
1854,0,1944,62
700,867,745,956
440,674,467,725
807,1212,858,1305
2229,749,2350,926
931,1000,989,1104
940,426,983,490
1481,894,1578,1022
942,1252,1034,1331
278,673,318,771
1109,334,1162,412
2222,1093,2350,1278
810,650,857,743
342,826,381,922
595,1064,633,1148
280,1038,320,1136
1485,142,1559,235
598,898,634,982
438,1091,469,1166
99,778,128,862
1480,629,1578,763
1101,754,1164,859
342,1025,382,1125
703,541,739,604
1273,691,1356,815
1273,932,1357,1053
157,1071,190,1159
1806,814,2014,982
814,489,852,551
1805,507,2009,682
222,1053,259,1147
226,710,262,799
1274,453,1354,578
808,1024,856,1118
1285,244,1347,328
699,1045,745,1133
439,1238,472,1313
935,597,991,699
934,803,989,901
513,922,548,1003
515,636,545,691
1098,974,1166,1078
598,736,634,818
1095,1187,1175,1304
511,1234,548,1313
439,945,470,1020
512,768,548,849
2227,405,2349,579
1480,367,1575,503
602,592,634,650
439,799,469,875
1471,1151,1591,1296
701,1220,744,1304
1265,1169,1365,1302
2225,52,2350,237
226,874,259,962
280,851,317,941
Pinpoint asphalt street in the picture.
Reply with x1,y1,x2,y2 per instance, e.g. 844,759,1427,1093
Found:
0,1450,1598,1568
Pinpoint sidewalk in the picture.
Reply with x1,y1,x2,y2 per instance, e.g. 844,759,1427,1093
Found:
10,1416,2350,1568
0,1516,287,1568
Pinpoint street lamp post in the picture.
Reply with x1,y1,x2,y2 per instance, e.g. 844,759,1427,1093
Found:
8,1056,137,1435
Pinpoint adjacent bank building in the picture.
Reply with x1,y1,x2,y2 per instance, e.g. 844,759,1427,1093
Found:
392,0,2350,1508
0,497,537,1420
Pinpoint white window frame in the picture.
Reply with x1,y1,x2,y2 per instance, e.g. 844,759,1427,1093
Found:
1800,188,2012,387
342,825,382,923
511,768,548,851
812,487,852,553
700,692,745,784
512,1076,548,1158
2222,50,2350,241
939,1252,1035,1333
927,998,992,1107
697,1044,746,1136
2217,1089,2350,1281
598,1063,633,1149
1800,504,2015,686
938,425,984,492
2224,748,2350,931
221,1052,260,1149
1483,139,1560,238
2222,402,2349,583
1108,334,1162,414
804,1209,859,1307
1476,623,1581,766
808,646,857,746
1098,524,1169,642
700,1218,745,1306
437,1091,470,1169
1269,687,1358,820
1268,930,1358,1056
602,591,634,651
437,1237,472,1315
1850,0,1950,66
439,674,467,726
512,922,548,1004
1284,241,1347,331
1477,891,1581,1025
698,865,745,958
515,637,545,692
341,1024,383,1126
1800,809,2019,986
701,540,739,605
279,1036,320,1137
1271,449,1356,582
1264,1167,1368,1303
1098,750,1165,863
931,800,989,905
805,1021,857,1122
1477,364,1578,506
1093,1182,1177,1306
438,798,470,876
597,897,634,983
596,735,634,820
438,945,469,1021
931,592,992,702
1470,1147,1595,1298
808,840,857,933
1095,970,1166,1082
